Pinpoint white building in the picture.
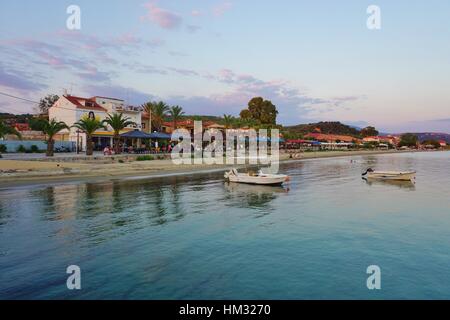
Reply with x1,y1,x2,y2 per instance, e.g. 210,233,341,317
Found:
49,95,143,152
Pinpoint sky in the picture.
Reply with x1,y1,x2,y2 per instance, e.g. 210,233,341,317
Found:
0,0,449,133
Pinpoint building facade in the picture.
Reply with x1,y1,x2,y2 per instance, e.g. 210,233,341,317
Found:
49,95,143,151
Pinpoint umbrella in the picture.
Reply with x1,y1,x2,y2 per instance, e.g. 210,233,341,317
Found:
149,132,172,140
120,130,153,139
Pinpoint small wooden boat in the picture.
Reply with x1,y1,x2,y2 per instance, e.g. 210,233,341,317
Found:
224,169,289,185
362,168,416,181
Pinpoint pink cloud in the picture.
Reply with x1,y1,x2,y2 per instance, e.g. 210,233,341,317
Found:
143,3,182,30
191,10,202,17
213,2,233,17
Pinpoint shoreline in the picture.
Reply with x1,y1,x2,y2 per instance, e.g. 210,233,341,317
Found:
0,149,441,188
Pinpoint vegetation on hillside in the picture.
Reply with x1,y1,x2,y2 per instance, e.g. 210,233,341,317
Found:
399,133,419,147
284,121,361,137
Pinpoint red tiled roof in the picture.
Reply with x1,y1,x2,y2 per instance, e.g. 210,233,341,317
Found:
305,133,358,143
91,96,124,101
161,120,222,128
63,95,108,112
287,139,315,144
14,123,30,131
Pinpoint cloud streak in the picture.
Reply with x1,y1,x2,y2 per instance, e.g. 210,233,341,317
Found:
213,2,233,17
0,63,47,92
142,3,183,29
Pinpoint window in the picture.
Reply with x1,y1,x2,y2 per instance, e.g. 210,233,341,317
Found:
141,123,146,129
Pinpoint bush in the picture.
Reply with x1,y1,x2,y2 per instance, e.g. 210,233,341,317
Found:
136,155,154,161
30,145,40,153
17,145,26,153
0,145,6,153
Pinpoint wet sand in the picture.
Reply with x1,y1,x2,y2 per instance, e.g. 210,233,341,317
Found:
0,150,423,187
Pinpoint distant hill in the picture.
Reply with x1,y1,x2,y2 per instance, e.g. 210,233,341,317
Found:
285,121,361,137
414,132,450,143
0,113,34,124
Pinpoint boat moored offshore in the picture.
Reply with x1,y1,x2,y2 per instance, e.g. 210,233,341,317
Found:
225,168,290,185
362,168,416,181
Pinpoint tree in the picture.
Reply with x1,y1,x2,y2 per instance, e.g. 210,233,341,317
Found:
222,114,235,129
32,119,69,157
141,101,169,132
399,133,418,148
169,106,185,130
422,140,441,149
0,119,22,140
240,97,278,125
360,126,379,137
282,129,303,140
38,94,59,114
239,109,252,120
103,113,136,155
72,116,106,156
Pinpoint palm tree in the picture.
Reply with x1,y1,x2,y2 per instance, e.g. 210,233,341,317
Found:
141,101,169,132
0,120,21,157
152,101,169,132
103,113,136,154
72,116,106,156
37,119,69,157
0,120,22,140
223,114,234,129
141,101,154,133
169,106,185,130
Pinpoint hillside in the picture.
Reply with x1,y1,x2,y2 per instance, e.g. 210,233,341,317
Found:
415,132,450,143
285,121,361,137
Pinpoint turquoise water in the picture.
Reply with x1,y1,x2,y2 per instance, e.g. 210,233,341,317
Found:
1,151,450,300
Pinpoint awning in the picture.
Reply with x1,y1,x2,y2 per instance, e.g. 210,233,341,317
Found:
93,128,134,137
120,130,153,139
149,132,172,139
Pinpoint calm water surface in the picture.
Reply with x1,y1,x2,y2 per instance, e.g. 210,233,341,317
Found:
1,152,450,299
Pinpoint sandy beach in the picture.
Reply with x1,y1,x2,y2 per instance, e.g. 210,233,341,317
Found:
0,150,427,187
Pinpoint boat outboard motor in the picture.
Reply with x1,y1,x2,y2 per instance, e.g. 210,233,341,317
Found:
362,168,374,176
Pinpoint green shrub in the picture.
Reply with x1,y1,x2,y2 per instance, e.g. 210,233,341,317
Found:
0,145,6,153
17,145,26,153
136,155,154,161
30,145,40,153
118,159,125,164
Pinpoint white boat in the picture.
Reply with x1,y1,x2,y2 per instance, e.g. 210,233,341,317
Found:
362,168,416,181
224,169,289,185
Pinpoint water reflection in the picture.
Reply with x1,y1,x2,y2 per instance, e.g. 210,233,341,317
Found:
223,182,288,210
6,174,232,248
363,178,416,190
